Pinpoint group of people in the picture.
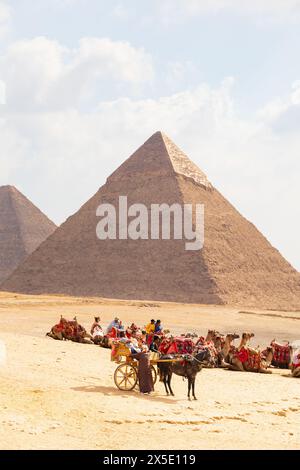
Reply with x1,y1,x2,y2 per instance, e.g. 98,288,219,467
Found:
90,316,163,344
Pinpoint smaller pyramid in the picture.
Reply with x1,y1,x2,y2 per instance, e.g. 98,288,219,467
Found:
0,186,57,284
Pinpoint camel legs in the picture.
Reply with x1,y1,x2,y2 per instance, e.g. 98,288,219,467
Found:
46,332,63,341
258,367,272,374
292,367,300,378
228,358,245,372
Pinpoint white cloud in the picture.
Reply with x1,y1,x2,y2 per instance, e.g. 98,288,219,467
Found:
156,0,300,23
0,1,11,36
0,79,5,104
111,3,131,20
0,36,154,111
258,81,300,125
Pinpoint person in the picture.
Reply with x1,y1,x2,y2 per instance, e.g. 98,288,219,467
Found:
128,337,141,354
154,320,163,334
130,345,154,394
140,329,147,343
106,317,121,335
149,334,161,352
145,319,155,335
90,316,104,343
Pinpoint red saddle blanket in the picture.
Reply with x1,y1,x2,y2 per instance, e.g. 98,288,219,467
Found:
271,342,290,365
159,337,194,355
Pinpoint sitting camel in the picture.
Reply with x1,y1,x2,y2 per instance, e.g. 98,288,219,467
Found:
227,332,273,373
195,330,221,367
46,316,68,340
218,333,240,367
46,316,93,344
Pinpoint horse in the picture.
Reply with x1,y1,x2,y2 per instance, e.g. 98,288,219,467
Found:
157,349,211,401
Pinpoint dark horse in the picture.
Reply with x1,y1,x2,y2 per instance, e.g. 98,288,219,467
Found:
157,349,211,401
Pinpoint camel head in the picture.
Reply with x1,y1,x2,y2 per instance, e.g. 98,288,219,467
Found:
242,332,255,342
206,329,220,341
263,346,274,364
226,333,240,342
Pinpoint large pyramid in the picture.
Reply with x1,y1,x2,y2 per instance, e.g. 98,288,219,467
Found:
2,132,300,309
0,186,56,283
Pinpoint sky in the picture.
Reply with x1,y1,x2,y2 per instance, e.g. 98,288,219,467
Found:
0,0,300,269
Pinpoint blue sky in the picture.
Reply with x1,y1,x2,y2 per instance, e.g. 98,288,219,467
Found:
1,0,300,269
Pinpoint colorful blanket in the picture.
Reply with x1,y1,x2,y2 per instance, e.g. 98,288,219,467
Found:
158,337,195,356
271,341,290,368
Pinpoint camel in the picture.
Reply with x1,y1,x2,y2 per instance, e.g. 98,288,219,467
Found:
205,329,221,343
227,332,273,373
195,329,222,368
46,316,68,340
157,349,211,400
269,339,290,369
46,316,93,344
218,333,240,367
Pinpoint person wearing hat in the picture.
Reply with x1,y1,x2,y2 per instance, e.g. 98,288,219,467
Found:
106,316,121,335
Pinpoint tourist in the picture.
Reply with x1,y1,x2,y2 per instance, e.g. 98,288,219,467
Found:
145,319,155,335
91,316,102,336
106,317,122,335
154,320,163,334
149,334,161,352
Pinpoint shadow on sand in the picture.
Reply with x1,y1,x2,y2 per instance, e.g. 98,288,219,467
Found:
72,385,180,403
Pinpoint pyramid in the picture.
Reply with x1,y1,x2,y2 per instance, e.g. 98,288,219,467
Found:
0,186,57,283
2,132,300,309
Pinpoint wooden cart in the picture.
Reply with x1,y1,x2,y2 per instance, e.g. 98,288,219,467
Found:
112,342,181,391
112,342,157,391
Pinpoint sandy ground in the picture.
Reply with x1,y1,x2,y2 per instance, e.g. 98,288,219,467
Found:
0,291,299,450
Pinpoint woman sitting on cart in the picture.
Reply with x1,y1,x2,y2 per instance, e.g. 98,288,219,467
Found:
130,345,154,394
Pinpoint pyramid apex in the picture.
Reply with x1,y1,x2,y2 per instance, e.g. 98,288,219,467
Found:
145,130,168,142
0,184,18,192
108,132,212,190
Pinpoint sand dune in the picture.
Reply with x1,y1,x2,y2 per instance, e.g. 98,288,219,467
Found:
0,292,299,450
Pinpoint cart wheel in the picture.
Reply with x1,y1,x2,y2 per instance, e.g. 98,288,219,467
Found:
114,363,138,391
151,365,157,385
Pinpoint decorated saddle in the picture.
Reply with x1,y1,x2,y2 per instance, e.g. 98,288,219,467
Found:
158,337,195,356
271,341,290,368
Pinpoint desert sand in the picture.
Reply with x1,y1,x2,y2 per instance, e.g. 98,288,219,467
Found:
0,291,299,450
